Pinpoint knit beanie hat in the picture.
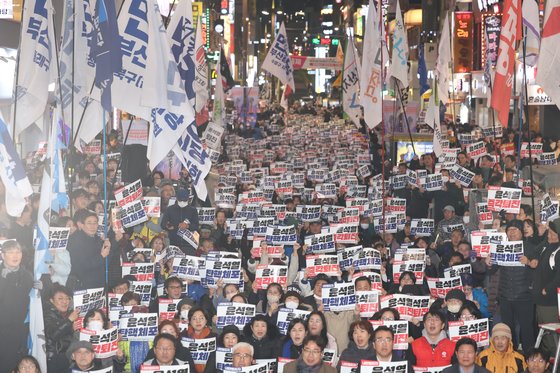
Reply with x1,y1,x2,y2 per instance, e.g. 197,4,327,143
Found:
549,218,560,235
506,219,524,236
492,323,512,339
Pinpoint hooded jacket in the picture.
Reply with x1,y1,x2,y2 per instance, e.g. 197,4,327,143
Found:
476,339,527,373
411,330,456,367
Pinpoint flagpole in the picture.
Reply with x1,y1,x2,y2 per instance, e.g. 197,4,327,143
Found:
164,0,177,27
379,0,386,238
394,78,417,156
10,0,28,145
102,109,110,315
446,11,456,124
51,11,69,148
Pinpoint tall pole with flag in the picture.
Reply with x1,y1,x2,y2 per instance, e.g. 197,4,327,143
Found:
536,0,560,111
194,16,209,113
262,22,295,92
342,37,361,128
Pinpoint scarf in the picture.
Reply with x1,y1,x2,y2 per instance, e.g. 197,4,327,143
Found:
295,356,322,373
1,265,19,278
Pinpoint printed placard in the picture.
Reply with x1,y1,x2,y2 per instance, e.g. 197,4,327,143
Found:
346,198,369,213
118,313,158,341
380,294,431,320
130,281,153,305
48,227,71,250
304,233,336,254
158,298,181,321
339,361,359,373
443,264,471,278
477,203,493,225
140,365,190,373
426,276,463,299
357,164,372,179
413,366,451,373
539,152,558,166
172,256,205,280
296,205,322,222
83,140,102,154
114,179,143,208
448,318,490,347
142,196,161,217
470,230,507,258
306,254,340,277
330,224,359,244
216,347,233,371
223,362,268,372
424,173,443,191
360,360,408,373
79,327,119,359
255,264,288,289
394,248,426,262
392,260,425,284
490,241,524,267
177,227,200,248
356,291,380,318
216,303,256,330
315,183,337,199
365,199,384,217
336,207,361,225
370,320,409,350
410,219,435,237
121,262,155,281
541,194,560,222
276,307,311,335
277,358,296,373
321,282,356,311
466,141,487,159
182,337,217,364
121,199,149,228
74,288,105,316
391,175,408,190
204,257,242,286
373,215,398,234
520,142,543,159
338,245,362,270
251,239,284,258
450,164,475,187
265,225,297,245
197,207,216,225
487,186,522,214
127,248,152,262
250,218,275,238
353,247,382,271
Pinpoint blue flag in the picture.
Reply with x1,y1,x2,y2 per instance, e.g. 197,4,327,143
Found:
418,43,430,95
92,0,122,112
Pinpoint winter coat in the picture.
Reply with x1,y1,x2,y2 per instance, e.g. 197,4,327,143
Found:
67,229,107,290
43,301,75,359
476,340,527,373
160,204,200,249
337,341,376,369
532,242,560,306
282,358,337,373
411,331,456,367
246,334,281,360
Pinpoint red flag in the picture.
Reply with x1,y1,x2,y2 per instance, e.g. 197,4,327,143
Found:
490,0,522,126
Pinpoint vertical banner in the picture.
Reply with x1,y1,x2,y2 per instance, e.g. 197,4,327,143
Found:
453,12,474,73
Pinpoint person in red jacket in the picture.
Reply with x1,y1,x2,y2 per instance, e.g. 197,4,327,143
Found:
411,310,456,367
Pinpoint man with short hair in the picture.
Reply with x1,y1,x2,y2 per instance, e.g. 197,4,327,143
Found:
411,311,456,367
232,342,255,368
371,325,410,368
434,206,464,242
442,338,490,373
524,348,550,373
0,240,33,373
149,276,185,312
476,323,526,372
143,334,186,366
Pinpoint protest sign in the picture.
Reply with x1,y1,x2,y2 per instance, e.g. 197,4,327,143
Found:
114,179,143,208
216,347,233,371
330,224,359,244
373,215,398,234
158,299,181,321
490,241,524,267
142,196,161,217
130,281,153,305
183,337,217,364
426,276,463,298
487,186,522,214
121,200,149,228
360,360,408,373
370,320,409,350
352,247,382,271
443,264,472,278
127,248,152,262
216,303,256,330
315,183,337,199
197,207,216,225
466,141,487,159
255,265,288,289
338,245,362,270
477,203,493,225
79,327,119,359
177,227,200,248
470,230,507,258
140,365,190,373
356,291,380,318
410,219,435,237
172,255,205,280
448,318,490,347
296,205,322,222
121,262,155,281
413,366,451,373
394,248,426,262
424,173,443,191
276,307,311,335
223,362,268,372
322,282,356,311
265,225,297,245
387,198,407,214
277,358,296,373
539,152,558,166
541,194,560,222
83,140,102,154
520,142,543,159
339,361,359,373
450,164,475,187
204,256,242,287
336,207,361,225
392,260,425,284
118,313,158,341
305,254,340,277
391,175,408,190
48,227,70,250
250,218,275,238
304,233,336,254
74,288,105,316
380,294,431,320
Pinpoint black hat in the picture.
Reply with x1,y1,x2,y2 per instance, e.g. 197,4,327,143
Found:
312,273,332,288
549,218,560,235
177,189,190,201
506,219,524,236
445,289,467,303
66,340,94,360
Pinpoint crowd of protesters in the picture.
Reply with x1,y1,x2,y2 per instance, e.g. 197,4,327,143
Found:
0,103,560,373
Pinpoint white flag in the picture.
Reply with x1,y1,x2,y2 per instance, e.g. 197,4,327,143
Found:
13,0,56,137
342,38,361,128
262,22,295,91
436,14,451,104
387,0,409,86
359,0,383,129
194,16,209,112
429,95,445,157
536,0,560,110
167,0,196,106
212,58,226,126
519,0,540,66
113,0,195,170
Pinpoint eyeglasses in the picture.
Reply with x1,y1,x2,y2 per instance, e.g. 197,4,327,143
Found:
18,365,37,371
375,337,393,344
233,353,252,360
303,348,322,355
528,358,546,363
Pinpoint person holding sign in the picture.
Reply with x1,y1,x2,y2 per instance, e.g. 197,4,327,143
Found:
410,310,456,367
371,326,412,370
282,335,337,373
476,323,527,373
160,188,199,254
183,307,217,373
442,338,490,373
82,309,126,371
337,320,376,369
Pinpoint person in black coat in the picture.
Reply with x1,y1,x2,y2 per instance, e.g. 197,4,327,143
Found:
44,284,80,372
160,188,200,254
67,209,113,290
242,314,281,360
0,240,33,373
337,320,376,370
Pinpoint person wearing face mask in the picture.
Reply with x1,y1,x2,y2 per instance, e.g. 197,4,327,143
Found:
281,290,313,312
81,309,126,372
358,216,376,247
160,188,199,254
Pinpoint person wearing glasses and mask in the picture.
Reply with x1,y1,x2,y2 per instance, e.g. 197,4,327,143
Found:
283,335,336,373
